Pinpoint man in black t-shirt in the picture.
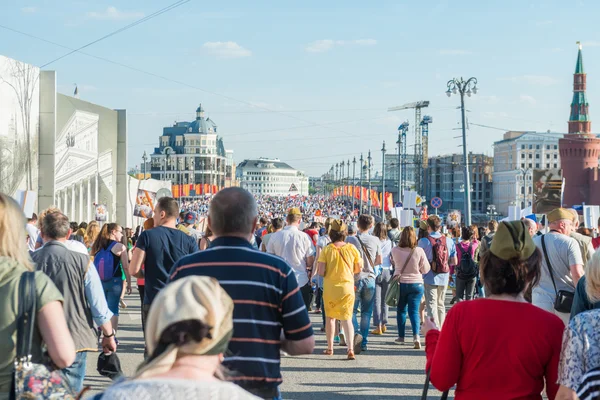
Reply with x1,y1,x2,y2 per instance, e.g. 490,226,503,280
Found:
129,197,198,331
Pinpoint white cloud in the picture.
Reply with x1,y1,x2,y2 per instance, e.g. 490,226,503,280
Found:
438,49,472,55
498,75,559,86
582,41,600,47
535,20,553,26
519,94,537,105
305,39,377,53
202,41,251,58
86,6,144,20
21,6,37,13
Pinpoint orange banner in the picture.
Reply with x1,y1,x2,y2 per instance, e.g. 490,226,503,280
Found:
384,193,393,212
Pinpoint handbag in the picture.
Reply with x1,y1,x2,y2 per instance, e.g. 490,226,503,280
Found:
541,236,575,313
421,370,449,400
11,271,77,400
385,249,414,307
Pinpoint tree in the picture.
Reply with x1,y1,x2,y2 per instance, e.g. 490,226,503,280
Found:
0,59,40,191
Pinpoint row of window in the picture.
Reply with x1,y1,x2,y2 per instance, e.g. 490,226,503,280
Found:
521,153,558,159
520,163,558,169
521,144,558,150
244,171,297,177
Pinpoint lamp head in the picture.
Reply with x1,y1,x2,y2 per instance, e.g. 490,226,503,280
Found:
446,89,452,97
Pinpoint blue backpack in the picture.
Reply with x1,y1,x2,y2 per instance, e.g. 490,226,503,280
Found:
94,242,119,282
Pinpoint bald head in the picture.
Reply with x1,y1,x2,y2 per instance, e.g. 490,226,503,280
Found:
522,218,537,237
208,187,258,237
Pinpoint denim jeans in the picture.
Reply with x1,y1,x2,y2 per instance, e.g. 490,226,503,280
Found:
373,268,392,326
62,351,87,393
397,283,425,338
352,277,376,346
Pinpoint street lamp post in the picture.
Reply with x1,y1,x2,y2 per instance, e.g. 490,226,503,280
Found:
487,204,498,221
352,157,357,212
446,76,478,226
142,151,148,179
341,160,345,199
381,141,386,220
368,150,372,215
359,154,364,214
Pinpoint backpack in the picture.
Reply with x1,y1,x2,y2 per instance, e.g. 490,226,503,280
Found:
427,235,450,274
94,242,119,282
388,229,401,246
456,243,478,280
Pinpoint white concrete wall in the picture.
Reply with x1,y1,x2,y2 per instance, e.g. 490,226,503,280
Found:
38,71,56,211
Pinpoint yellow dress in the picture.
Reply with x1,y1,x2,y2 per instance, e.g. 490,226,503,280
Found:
318,243,363,321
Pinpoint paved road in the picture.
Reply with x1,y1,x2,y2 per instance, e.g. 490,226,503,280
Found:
84,293,453,399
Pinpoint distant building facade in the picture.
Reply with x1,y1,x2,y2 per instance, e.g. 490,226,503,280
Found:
237,158,309,196
149,104,234,190
492,130,563,214
427,153,493,214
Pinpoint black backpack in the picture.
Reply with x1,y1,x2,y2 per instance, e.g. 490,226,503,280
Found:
456,243,478,280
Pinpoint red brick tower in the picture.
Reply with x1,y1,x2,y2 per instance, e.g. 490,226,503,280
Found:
559,43,600,207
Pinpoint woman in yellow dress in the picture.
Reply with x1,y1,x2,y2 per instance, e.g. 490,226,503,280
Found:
317,220,363,360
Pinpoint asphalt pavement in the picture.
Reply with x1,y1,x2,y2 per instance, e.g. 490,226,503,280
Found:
83,293,453,399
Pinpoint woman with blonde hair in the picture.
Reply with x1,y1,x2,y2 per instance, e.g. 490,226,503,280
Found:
557,251,600,399
390,226,430,348
85,221,100,251
0,194,75,399
317,220,363,360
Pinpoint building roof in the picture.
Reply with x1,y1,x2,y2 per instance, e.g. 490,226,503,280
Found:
493,131,565,145
237,158,296,170
575,45,585,74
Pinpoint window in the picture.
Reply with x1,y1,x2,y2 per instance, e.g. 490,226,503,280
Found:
528,163,532,168
528,154,532,159
536,145,540,149
546,145,550,150
535,163,540,168
521,163,525,168
546,164,550,168
554,145,558,149
529,145,533,150
546,154,550,159
554,154,558,159
521,154,525,159
554,163,558,168
536,154,540,159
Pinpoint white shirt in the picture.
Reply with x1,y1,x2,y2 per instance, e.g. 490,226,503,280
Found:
266,225,315,287
25,223,39,252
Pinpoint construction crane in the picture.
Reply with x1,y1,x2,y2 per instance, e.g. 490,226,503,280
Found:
420,115,433,196
388,101,430,196
396,121,410,200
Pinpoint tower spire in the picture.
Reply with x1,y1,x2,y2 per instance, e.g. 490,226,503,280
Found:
568,42,591,135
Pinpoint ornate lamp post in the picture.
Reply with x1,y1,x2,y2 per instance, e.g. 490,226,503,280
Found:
381,141,386,219
352,157,357,212
368,150,372,215
359,154,364,213
142,151,148,179
446,76,478,226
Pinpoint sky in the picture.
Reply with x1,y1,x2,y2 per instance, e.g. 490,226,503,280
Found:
0,0,598,176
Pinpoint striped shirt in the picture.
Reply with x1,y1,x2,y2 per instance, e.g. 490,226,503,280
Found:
169,236,313,392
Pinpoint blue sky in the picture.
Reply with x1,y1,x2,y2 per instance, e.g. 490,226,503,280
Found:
1,0,598,176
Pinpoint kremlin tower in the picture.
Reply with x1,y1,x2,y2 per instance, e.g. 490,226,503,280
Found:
559,43,600,207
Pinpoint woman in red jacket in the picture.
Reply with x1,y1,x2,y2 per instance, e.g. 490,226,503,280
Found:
423,220,565,400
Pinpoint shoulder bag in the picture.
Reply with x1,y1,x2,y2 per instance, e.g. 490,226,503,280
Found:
385,248,414,307
541,235,575,314
356,235,376,273
11,272,77,400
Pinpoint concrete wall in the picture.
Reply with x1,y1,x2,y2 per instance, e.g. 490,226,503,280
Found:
38,71,56,211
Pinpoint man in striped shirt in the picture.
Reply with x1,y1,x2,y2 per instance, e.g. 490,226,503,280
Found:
169,188,315,400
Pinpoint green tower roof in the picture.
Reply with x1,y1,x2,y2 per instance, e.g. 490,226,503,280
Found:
575,43,584,74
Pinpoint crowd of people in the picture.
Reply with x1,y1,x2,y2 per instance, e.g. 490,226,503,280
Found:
1,188,600,399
